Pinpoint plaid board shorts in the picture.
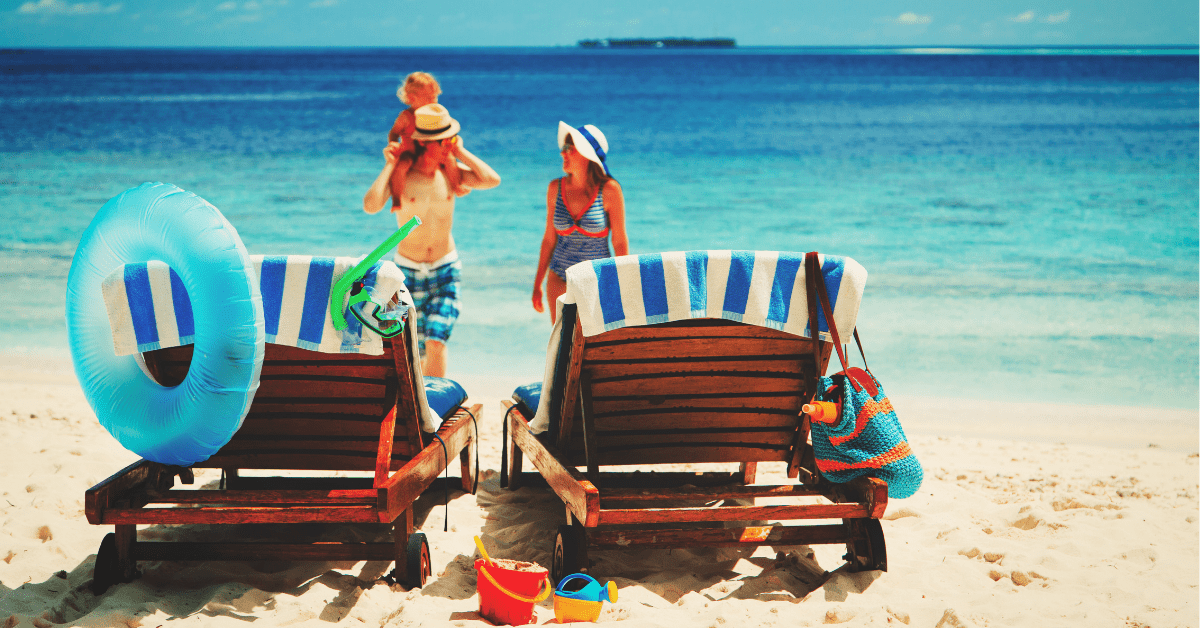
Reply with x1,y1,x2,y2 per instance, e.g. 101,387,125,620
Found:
394,251,462,355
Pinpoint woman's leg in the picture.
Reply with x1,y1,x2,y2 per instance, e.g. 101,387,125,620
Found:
546,272,567,324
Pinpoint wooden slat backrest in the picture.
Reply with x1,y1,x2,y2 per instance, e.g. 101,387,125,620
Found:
142,328,424,471
568,318,832,466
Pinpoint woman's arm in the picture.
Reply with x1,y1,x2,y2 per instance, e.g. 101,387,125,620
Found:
604,179,629,256
363,142,400,214
532,181,559,313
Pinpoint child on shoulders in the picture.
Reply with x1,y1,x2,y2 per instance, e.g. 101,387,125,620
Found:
388,72,463,207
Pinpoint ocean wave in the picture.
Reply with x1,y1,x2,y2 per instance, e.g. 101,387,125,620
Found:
865,273,1199,299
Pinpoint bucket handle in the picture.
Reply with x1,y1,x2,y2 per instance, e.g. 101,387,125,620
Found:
478,564,553,604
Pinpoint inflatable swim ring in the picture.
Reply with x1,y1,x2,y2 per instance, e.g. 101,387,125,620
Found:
66,182,265,466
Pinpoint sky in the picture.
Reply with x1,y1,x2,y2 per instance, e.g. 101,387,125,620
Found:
1,0,1197,48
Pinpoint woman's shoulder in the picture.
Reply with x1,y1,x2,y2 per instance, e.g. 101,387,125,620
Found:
602,178,622,194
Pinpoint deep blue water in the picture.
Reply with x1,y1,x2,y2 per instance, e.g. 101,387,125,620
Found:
2,48,1197,409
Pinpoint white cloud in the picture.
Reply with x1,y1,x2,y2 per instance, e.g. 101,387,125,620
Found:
18,0,121,14
1043,10,1069,24
891,12,931,25
309,0,338,6
1010,10,1036,23
216,1,237,10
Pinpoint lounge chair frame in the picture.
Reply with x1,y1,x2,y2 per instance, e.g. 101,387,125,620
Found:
85,326,479,593
504,305,887,583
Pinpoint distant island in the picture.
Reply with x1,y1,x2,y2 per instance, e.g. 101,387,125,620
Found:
578,38,736,49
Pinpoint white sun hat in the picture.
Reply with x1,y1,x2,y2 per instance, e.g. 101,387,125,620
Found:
557,121,610,175
411,104,461,141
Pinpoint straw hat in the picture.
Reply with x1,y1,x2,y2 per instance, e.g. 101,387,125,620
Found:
558,121,610,175
411,104,461,141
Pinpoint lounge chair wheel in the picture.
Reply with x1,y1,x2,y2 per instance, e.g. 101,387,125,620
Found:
552,525,586,585
405,532,432,587
844,519,887,572
90,533,136,594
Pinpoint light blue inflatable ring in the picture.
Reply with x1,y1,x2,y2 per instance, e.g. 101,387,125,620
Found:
66,182,265,466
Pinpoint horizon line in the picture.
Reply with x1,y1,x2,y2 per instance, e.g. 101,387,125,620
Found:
3,44,1197,51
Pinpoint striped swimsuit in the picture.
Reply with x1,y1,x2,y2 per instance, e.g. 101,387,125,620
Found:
549,178,611,280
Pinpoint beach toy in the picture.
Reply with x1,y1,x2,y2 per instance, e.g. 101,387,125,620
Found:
66,182,264,466
553,573,617,623
474,535,495,565
802,400,840,424
330,216,421,337
474,536,552,625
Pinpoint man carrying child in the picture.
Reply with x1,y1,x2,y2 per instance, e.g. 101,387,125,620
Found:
363,103,501,378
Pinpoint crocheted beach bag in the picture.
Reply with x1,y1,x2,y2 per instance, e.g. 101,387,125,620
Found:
804,252,922,499
810,368,922,498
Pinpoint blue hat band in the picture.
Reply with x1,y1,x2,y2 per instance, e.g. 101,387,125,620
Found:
576,126,610,176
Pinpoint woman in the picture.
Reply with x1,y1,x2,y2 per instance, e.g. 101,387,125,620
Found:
533,122,628,323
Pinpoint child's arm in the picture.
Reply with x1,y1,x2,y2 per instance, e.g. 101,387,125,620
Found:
387,110,414,143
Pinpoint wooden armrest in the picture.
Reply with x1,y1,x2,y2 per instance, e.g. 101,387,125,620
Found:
828,476,889,519
508,406,600,526
85,460,189,524
374,404,480,521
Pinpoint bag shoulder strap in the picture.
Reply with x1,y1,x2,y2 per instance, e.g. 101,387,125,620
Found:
804,252,823,377
806,252,857,391
852,328,870,372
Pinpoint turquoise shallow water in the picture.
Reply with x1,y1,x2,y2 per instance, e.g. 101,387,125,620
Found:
1,48,1196,409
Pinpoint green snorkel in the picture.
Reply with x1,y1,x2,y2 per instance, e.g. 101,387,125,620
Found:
330,216,421,336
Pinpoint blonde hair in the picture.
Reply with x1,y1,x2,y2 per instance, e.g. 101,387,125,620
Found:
397,72,442,105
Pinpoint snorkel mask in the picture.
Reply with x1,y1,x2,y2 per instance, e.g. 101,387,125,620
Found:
330,216,421,338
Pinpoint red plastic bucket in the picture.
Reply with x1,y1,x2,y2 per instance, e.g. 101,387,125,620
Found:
475,558,551,626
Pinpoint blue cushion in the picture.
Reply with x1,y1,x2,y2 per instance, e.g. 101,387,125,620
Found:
424,377,467,420
512,382,541,416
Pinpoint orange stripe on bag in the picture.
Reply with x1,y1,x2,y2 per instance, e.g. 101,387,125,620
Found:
828,397,895,447
815,442,913,472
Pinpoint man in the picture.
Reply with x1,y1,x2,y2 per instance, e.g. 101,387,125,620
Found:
363,103,501,377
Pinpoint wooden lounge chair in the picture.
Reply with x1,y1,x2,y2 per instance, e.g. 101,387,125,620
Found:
85,327,479,594
502,251,887,583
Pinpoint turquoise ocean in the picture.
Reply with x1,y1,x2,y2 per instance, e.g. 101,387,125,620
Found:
1,47,1196,410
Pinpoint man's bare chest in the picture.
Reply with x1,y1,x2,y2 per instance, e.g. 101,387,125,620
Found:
398,168,450,203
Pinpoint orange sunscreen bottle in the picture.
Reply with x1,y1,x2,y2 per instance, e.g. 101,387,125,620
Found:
802,401,840,424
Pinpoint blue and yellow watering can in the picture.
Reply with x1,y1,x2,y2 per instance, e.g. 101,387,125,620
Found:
553,573,617,623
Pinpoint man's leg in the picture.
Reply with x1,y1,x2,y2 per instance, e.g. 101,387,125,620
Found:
418,257,461,378
423,339,447,378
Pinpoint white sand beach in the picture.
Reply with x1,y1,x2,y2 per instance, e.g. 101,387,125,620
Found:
0,361,1196,628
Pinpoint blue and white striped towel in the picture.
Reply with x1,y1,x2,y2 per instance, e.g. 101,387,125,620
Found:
560,250,866,341
530,250,867,433
102,256,412,357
